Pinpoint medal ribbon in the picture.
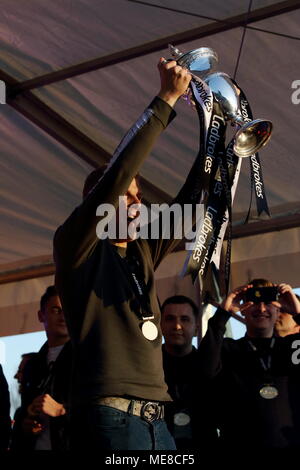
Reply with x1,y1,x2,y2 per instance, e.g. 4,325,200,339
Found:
121,254,154,321
247,337,275,373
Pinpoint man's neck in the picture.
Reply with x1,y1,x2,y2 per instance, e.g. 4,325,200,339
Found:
113,242,127,248
164,343,193,357
47,337,69,348
246,328,273,339
110,240,127,249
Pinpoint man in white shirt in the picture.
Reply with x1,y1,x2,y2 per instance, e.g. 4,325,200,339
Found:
11,286,71,450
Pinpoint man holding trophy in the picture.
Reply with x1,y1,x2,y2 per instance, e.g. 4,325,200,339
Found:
54,58,197,451
54,43,273,450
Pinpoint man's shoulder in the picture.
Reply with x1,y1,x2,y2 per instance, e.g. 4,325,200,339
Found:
281,332,300,347
23,342,48,378
55,341,73,365
222,336,244,351
0,365,8,390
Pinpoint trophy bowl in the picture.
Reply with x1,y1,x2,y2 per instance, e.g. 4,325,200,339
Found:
204,72,273,158
169,44,218,76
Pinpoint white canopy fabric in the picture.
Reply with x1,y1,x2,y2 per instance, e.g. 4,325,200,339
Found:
0,0,299,335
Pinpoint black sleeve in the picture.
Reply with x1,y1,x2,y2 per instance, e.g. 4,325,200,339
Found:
148,144,206,270
0,365,11,451
10,351,45,450
197,307,231,378
54,97,176,272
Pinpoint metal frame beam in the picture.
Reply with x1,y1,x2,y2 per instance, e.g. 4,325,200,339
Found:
0,69,172,205
230,213,300,239
0,70,111,165
9,0,300,95
1,214,299,285
173,213,300,252
1,1,299,286
0,263,55,286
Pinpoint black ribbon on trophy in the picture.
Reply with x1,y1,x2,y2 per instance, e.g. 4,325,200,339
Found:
168,45,272,296
237,86,271,220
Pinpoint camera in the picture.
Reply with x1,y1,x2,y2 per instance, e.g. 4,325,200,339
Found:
244,286,279,304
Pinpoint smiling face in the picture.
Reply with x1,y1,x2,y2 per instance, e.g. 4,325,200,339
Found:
275,310,300,337
38,295,69,346
161,302,198,356
243,301,280,338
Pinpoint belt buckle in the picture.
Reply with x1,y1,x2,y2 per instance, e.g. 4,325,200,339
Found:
140,401,160,423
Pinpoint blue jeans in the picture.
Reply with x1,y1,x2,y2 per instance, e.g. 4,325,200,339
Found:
70,404,176,450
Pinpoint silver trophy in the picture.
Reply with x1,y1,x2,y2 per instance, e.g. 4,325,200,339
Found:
169,44,273,158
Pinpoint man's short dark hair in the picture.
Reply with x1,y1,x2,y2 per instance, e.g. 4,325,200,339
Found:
40,285,58,311
161,295,199,319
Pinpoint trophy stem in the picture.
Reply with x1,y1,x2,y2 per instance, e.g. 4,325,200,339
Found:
233,116,244,126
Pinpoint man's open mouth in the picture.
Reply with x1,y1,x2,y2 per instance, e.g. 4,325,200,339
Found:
127,214,138,223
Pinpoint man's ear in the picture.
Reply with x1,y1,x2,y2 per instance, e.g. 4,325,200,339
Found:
37,310,44,324
193,323,199,337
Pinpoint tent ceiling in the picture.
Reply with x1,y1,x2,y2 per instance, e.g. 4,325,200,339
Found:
1,0,300,289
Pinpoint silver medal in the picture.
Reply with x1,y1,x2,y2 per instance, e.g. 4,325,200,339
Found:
174,412,191,426
259,385,279,399
141,320,158,341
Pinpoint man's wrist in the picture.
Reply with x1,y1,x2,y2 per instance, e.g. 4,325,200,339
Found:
157,91,179,108
218,305,232,315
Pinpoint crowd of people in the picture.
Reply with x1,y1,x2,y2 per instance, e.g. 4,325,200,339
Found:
1,58,300,452
2,280,300,451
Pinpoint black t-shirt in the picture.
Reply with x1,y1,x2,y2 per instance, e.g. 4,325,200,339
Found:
54,97,201,405
0,365,10,450
163,346,218,450
199,307,300,449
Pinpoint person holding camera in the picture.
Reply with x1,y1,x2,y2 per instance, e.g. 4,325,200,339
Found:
198,278,300,449
10,286,71,451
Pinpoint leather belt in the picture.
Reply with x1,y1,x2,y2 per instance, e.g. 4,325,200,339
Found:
97,396,164,423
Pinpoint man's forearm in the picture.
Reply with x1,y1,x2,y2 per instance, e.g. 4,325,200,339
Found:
54,97,176,269
198,306,231,378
